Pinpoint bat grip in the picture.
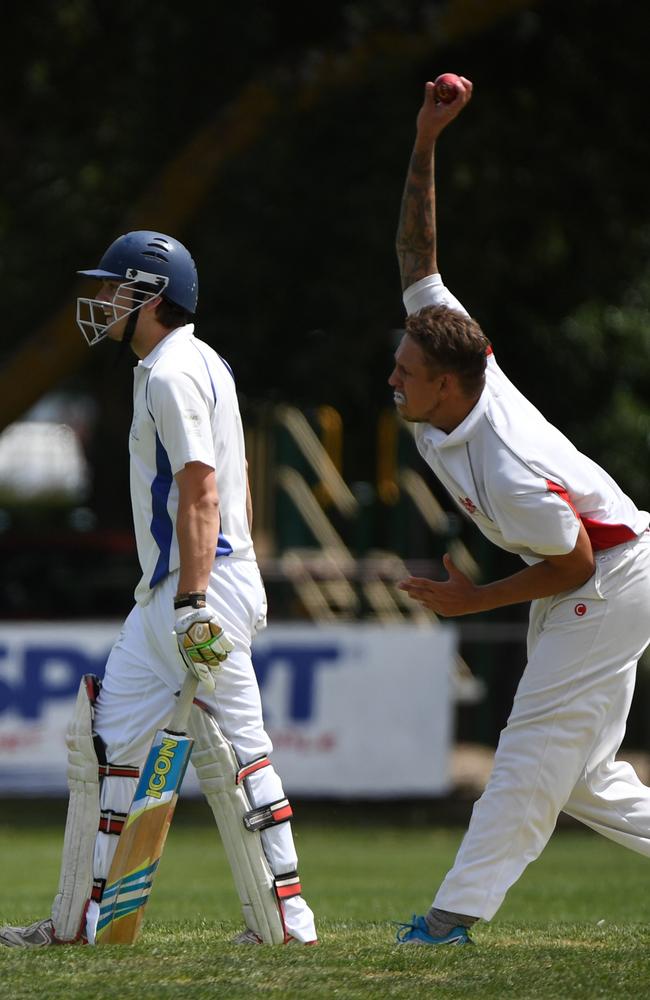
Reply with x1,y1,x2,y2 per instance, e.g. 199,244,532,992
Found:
168,673,200,733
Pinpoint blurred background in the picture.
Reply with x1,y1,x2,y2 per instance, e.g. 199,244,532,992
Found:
1,0,650,802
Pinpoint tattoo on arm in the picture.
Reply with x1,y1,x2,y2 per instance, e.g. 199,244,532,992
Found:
395,148,437,290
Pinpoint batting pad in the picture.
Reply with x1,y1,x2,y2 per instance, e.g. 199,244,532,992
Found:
189,705,287,944
50,676,102,942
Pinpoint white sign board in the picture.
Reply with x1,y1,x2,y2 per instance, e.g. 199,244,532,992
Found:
0,621,456,798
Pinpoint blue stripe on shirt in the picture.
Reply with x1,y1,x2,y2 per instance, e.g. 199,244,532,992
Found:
149,433,174,588
217,532,233,557
190,340,218,404
218,353,235,381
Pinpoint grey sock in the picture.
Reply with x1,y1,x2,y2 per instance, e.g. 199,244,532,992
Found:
424,906,478,937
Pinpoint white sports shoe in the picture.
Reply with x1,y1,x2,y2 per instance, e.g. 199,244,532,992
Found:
0,917,58,948
231,927,318,945
232,927,264,944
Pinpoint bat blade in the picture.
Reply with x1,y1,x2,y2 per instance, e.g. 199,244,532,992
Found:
96,719,194,944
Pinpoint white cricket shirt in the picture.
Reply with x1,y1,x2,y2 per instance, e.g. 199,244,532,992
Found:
404,274,649,563
129,324,254,605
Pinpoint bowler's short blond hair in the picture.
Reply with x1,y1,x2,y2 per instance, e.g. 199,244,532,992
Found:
406,305,490,396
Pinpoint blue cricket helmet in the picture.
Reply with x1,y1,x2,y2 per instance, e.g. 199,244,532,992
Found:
78,230,198,314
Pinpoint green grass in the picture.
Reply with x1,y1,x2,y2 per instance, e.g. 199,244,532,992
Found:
2,806,650,999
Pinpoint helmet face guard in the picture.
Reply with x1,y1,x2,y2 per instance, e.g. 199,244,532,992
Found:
76,269,169,346
76,231,198,347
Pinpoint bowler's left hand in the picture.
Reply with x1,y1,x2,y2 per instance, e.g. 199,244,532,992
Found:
398,554,483,617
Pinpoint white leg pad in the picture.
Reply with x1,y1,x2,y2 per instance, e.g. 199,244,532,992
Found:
50,677,101,942
189,704,287,944
84,764,140,944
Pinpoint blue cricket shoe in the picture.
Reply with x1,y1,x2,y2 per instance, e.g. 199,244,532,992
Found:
395,914,472,946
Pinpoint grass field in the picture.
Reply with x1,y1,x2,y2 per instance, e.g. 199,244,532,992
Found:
2,803,650,1000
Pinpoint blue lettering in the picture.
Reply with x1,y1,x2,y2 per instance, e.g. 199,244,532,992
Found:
0,646,11,715
0,645,110,719
0,641,342,723
253,645,339,722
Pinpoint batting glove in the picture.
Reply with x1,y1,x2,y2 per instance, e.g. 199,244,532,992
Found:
173,593,235,691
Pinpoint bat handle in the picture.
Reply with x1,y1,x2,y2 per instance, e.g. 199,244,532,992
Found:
168,673,200,733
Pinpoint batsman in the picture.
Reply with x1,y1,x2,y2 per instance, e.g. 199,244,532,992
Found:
0,232,317,947
393,78,650,945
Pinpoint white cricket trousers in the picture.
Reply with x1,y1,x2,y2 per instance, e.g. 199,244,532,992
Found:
89,558,316,942
433,530,650,920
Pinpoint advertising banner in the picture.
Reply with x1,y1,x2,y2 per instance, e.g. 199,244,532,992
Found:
0,621,456,798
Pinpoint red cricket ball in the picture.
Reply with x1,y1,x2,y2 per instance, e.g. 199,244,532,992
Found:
434,73,461,104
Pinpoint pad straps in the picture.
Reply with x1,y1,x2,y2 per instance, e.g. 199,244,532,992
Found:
237,755,272,784
275,870,302,901
243,798,294,832
98,764,140,780
237,755,295,833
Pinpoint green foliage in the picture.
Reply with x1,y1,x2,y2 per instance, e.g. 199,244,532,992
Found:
1,0,649,555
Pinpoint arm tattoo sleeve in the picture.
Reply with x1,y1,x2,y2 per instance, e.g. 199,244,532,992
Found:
395,148,437,291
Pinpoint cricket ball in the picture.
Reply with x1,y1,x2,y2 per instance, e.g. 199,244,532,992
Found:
434,73,461,104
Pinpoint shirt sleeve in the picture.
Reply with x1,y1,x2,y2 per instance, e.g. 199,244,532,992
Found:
491,481,581,557
147,370,216,476
403,273,470,318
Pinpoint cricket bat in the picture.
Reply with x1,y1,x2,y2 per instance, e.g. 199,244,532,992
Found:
95,673,198,944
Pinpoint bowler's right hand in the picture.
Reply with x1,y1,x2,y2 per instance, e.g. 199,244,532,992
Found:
416,76,473,142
